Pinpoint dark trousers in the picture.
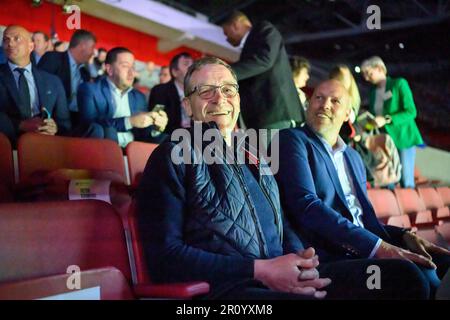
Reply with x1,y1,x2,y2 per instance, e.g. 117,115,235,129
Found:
216,258,430,300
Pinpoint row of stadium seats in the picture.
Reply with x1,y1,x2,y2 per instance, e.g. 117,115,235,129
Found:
0,200,210,300
368,188,450,248
0,132,449,299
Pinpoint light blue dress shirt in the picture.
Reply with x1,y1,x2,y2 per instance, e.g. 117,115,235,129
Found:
8,61,40,116
107,78,134,148
317,134,382,258
67,51,83,112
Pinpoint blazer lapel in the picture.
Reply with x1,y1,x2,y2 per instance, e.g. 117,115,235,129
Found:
100,78,115,117
128,90,137,114
303,126,350,211
32,67,44,113
0,64,30,118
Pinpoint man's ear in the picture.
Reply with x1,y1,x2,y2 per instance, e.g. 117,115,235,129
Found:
182,97,193,117
105,64,113,77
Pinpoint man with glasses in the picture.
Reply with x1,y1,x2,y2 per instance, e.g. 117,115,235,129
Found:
136,57,429,300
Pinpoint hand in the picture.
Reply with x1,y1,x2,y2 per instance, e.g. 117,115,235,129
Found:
19,117,44,132
402,231,450,260
374,116,387,128
150,110,168,132
129,112,154,128
38,118,58,135
375,240,436,269
254,247,331,298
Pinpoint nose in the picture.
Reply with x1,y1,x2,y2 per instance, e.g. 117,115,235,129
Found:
210,87,227,103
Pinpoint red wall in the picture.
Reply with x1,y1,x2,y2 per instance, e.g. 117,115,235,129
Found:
0,0,202,65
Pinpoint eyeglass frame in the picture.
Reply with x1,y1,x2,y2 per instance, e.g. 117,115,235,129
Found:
185,83,239,99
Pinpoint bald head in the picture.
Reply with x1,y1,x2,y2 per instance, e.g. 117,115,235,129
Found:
306,79,352,146
3,25,34,67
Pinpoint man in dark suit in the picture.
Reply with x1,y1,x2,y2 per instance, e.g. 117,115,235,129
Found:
77,47,168,147
221,11,303,131
148,52,193,134
275,80,450,297
31,31,50,65
38,29,95,125
0,25,70,145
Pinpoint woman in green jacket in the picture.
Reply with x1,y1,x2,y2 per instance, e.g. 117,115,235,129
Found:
361,56,423,188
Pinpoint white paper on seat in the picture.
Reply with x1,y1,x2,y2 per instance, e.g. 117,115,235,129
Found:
68,179,111,204
37,286,101,300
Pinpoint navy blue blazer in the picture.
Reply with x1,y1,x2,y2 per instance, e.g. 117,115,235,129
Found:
0,63,71,135
275,125,405,261
77,77,150,132
38,51,90,102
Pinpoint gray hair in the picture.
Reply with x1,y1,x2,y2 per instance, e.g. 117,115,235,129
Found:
361,56,387,74
183,56,238,97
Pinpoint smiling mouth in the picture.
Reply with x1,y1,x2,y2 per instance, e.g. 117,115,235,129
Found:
316,113,331,119
207,110,232,116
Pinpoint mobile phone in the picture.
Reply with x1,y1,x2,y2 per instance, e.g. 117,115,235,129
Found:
152,104,165,113
41,107,51,120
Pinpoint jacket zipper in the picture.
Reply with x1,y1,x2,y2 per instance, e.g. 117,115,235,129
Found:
232,163,268,258
259,174,283,244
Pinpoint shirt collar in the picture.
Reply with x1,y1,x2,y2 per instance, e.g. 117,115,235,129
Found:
174,81,184,99
8,60,32,73
316,132,347,155
107,77,133,96
239,29,251,49
67,50,82,70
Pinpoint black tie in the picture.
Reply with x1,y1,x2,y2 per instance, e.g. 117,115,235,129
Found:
15,68,31,116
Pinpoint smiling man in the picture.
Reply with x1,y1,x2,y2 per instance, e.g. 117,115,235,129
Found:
136,60,432,300
275,80,450,298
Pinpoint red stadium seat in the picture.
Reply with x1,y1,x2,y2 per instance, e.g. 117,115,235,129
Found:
126,201,210,298
0,133,14,202
125,141,158,188
0,201,131,282
17,133,127,183
417,187,450,222
394,188,434,227
0,200,134,299
367,189,402,225
0,267,133,300
436,187,450,208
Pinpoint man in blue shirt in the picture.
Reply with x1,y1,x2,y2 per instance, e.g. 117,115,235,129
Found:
77,47,168,147
275,79,450,297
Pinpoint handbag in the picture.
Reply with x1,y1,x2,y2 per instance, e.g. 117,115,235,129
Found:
358,129,402,187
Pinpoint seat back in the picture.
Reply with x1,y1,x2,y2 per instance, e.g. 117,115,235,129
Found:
0,267,133,300
0,133,14,188
0,133,14,202
394,188,433,226
418,187,450,220
0,200,131,284
367,189,401,223
17,133,126,183
125,141,158,188
127,201,151,284
437,187,450,207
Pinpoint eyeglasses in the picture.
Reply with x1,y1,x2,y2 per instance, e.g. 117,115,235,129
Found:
186,83,239,99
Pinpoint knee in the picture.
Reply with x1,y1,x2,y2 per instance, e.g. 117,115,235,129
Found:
385,260,430,299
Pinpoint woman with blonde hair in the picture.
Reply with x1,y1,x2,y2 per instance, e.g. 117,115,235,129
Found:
329,64,361,122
